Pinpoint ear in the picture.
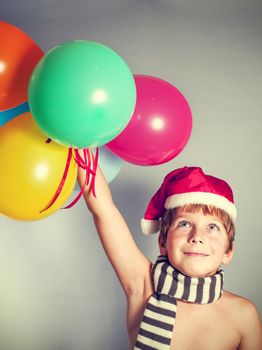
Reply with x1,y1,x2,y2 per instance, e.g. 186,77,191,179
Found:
159,245,167,255
158,235,167,255
159,241,168,255
222,242,235,265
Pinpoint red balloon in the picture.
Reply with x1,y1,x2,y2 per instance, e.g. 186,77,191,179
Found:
0,21,44,111
106,75,192,166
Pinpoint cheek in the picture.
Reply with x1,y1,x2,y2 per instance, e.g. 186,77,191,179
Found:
210,236,228,253
218,233,230,249
166,235,183,249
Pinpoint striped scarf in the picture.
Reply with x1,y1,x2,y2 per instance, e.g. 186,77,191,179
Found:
134,255,224,350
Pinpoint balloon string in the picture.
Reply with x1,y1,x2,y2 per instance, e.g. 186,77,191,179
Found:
75,150,86,169
74,149,96,175
62,148,98,209
85,148,91,185
63,149,89,209
90,147,99,197
40,147,73,213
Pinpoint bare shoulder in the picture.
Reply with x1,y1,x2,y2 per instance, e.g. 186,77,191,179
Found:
223,290,260,313
222,291,262,349
222,290,260,318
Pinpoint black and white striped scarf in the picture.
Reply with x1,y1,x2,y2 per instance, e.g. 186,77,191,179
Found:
134,255,224,350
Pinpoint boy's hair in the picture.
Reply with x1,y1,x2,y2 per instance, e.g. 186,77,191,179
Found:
158,204,235,252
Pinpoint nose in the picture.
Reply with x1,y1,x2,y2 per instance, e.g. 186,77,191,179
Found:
188,227,205,244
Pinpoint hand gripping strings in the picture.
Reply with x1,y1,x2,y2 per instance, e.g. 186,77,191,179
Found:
40,140,98,213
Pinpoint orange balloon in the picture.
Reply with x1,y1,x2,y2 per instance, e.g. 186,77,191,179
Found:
0,112,77,221
0,21,44,111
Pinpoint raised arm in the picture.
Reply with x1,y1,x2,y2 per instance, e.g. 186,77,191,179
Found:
77,149,152,297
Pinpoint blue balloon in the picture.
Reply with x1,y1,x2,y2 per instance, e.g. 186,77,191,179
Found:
74,146,124,192
96,146,124,183
0,101,30,126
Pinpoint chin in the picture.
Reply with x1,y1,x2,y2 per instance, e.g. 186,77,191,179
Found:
177,266,216,278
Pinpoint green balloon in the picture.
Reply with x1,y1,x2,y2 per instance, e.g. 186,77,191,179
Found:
28,40,136,148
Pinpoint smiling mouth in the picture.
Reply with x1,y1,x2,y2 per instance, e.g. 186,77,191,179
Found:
184,252,209,257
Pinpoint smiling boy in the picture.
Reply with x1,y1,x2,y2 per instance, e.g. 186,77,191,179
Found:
78,161,262,350
158,205,234,278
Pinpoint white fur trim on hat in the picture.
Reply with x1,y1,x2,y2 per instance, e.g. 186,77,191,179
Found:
141,218,161,235
165,191,237,222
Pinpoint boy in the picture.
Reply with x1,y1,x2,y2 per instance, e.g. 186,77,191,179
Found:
78,157,262,350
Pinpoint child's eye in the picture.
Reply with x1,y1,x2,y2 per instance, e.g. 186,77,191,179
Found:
177,220,192,228
207,223,220,232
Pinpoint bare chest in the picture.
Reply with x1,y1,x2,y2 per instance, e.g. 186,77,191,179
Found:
170,301,240,350
127,297,241,350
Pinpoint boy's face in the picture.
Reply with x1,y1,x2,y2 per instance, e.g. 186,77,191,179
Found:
159,207,234,278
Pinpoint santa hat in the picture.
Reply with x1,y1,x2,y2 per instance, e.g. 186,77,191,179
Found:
141,166,237,235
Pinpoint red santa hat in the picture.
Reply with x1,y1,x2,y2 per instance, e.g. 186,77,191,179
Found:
141,166,237,235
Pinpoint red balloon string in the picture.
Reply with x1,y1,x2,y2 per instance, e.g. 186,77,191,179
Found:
62,148,98,209
84,148,91,185
40,147,73,213
74,149,95,175
63,149,89,209
90,147,99,198
74,150,86,169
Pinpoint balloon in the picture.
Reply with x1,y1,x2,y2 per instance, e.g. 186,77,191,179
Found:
28,40,136,148
106,75,192,166
0,101,29,126
0,112,77,221
0,21,44,111
74,146,124,193
93,146,124,183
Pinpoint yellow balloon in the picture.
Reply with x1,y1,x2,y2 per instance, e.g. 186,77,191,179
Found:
0,112,77,221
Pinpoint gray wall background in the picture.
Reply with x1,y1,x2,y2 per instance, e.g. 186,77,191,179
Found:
1,1,262,349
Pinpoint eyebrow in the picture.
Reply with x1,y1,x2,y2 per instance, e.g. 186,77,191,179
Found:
173,214,223,225
175,216,188,221
170,215,189,226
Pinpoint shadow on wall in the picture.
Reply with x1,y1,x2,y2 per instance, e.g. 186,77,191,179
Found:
110,173,159,258
110,174,152,232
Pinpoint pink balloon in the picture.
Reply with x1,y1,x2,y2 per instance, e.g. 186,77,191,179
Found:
106,75,192,166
